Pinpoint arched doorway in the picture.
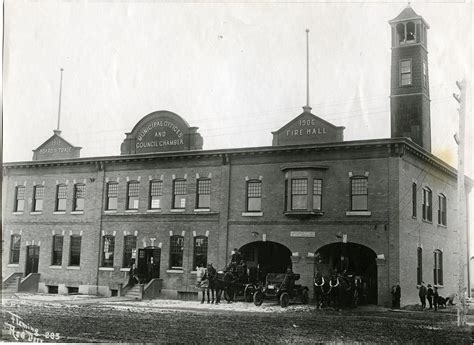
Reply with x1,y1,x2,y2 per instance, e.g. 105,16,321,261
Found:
137,246,161,283
239,241,292,275
315,242,377,304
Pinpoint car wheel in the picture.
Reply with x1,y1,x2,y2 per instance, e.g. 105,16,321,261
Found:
253,290,264,306
244,286,254,302
280,292,289,308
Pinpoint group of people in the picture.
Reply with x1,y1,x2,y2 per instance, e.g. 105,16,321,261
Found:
418,281,441,311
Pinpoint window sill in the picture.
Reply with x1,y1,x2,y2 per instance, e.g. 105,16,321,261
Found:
437,224,447,229
104,210,117,214
12,211,24,215
99,267,114,271
194,208,211,212
147,209,162,213
71,211,84,215
49,265,62,269
120,268,131,272
166,269,184,274
412,216,417,220
284,210,324,217
67,266,80,270
190,271,197,275
125,209,138,213
346,211,371,216
422,219,433,224
7,264,20,267
30,211,42,215
170,209,185,213
53,211,66,215
242,212,263,217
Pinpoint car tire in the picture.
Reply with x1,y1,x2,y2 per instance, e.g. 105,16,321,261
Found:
280,292,289,308
244,286,254,303
253,290,264,306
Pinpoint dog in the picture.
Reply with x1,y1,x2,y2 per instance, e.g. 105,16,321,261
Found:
436,296,447,309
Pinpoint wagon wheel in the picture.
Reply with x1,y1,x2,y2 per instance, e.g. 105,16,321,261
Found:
280,292,290,308
301,290,309,305
244,285,254,302
253,290,264,306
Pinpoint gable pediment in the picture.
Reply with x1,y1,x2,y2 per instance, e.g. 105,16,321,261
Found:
33,131,81,161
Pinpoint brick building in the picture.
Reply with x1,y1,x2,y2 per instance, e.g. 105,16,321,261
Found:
2,5,471,306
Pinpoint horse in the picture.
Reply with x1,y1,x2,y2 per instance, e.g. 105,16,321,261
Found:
328,273,353,309
313,272,330,309
211,270,235,304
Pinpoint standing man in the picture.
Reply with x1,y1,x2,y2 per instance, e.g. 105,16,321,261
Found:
395,282,401,309
427,284,434,309
419,281,427,310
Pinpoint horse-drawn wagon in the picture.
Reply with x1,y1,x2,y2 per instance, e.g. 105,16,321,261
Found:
253,272,309,308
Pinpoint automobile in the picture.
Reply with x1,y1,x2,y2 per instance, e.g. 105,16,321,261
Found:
253,272,309,308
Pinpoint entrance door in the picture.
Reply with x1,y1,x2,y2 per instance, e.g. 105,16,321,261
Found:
25,245,40,275
137,247,161,283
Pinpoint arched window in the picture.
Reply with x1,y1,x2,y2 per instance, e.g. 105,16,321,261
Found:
406,22,415,41
417,247,422,285
422,187,432,222
106,182,118,210
169,235,184,269
433,250,443,285
193,236,208,269
396,23,405,44
438,194,447,226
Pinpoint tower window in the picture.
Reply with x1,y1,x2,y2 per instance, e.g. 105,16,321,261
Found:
412,182,417,218
422,187,432,222
400,59,412,86
396,23,405,44
406,22,415,41
423,61,428,87
438,194,447,226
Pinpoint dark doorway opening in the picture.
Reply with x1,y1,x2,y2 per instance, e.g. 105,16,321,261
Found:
25,245,40,275
137,247,161,283
239,241,292,276
315,242,377,304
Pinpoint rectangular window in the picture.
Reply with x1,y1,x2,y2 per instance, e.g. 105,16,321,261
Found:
51,235,63,266
196,179,211,209
422,187,432,222
246,180,262,212
169,235,184,269
400,59,412,86
434,250,443,285
69,236,81,266
123,235,137,267
73,184,85,211
56,185,67,212
291,179,308,210
412,182,417,217
313,179,322,211
351,177,368,211
127,181,140,210
149,180,163,209
438,194,447,226
193,236,208,269
10,234,21,264
32,185,44,212
173,179,186,209
417,247,422,285
102,235,115,267
423,61,428,87
106,182,118,210
14,186,25,212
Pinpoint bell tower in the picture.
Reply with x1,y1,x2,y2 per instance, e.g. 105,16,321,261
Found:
389,4,431,151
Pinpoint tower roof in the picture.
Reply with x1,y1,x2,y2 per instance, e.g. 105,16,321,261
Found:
389,4,430,28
